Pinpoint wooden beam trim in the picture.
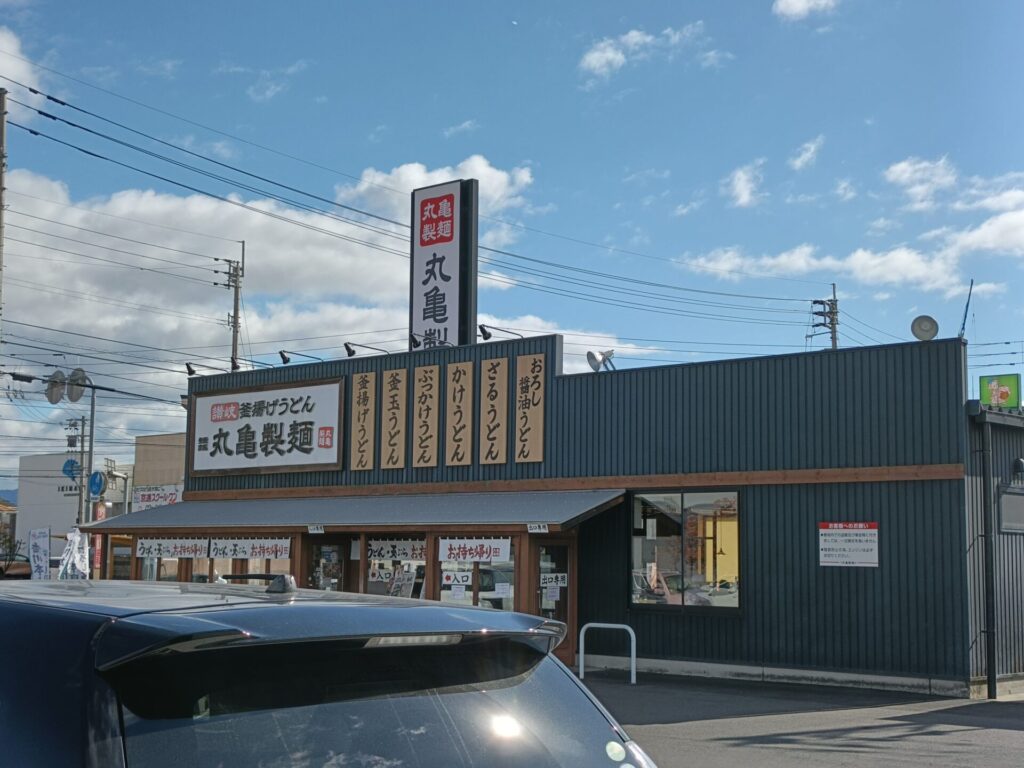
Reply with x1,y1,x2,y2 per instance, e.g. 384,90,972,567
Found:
183,463,965,502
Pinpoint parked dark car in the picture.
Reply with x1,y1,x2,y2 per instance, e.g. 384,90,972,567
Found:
0,579,656,767
0,552,31,579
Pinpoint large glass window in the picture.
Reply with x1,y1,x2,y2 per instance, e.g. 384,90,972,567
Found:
631,491,739,608
367,539,426,599
439,539,515,610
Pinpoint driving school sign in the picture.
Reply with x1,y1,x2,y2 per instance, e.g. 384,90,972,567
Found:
410,179,478,349
191,381,343,474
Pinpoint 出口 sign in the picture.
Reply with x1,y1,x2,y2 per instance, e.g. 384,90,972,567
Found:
818,522,879,568
191,381,343,474
409,179,477,349
439,538,511,563
209,538,291,560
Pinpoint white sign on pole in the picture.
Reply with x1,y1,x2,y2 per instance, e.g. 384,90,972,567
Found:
495,582,512,598
29,528,50,580
209,538,291,560
367,540,427,561
439,538,511,563
818,522,879,568
57,528,89,580
539,572,568,588
411,181,462,348
450,584,467,600
526,523,549,534
132,484,183,511
191,382,342,473
136,538,210,559
545,585,561,602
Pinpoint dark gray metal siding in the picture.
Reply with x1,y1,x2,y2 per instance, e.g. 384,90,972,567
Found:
188,337,967,492
580,480,970,679
966,417,1024,678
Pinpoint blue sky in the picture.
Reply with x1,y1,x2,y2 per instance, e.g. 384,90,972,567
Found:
0,0,1022,477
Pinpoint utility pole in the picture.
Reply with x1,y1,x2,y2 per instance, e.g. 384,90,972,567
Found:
226,241,244,371
85,386,96,522
1,87,8,345
812,283,839,350
71,416,86,525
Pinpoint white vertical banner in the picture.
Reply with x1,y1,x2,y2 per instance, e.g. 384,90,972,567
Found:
29,528,50,580
57,528,90,580
411,180,462,348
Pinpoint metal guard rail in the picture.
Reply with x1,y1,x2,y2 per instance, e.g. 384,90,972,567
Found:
578,622,636,685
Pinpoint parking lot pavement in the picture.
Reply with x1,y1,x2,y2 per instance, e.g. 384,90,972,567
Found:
581,671,1024,768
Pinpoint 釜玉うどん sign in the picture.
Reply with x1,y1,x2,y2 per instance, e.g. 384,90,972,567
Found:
818,522,879,568
409,179,478,349
979,374,1020,409
191,381,343,474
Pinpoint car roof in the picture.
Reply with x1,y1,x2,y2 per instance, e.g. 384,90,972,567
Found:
0,581,561,671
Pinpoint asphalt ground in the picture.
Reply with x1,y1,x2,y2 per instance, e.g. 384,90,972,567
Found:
581,670,1024,768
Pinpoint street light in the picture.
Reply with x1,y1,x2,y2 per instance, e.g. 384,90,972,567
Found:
586,349,617,372
344,342,390,357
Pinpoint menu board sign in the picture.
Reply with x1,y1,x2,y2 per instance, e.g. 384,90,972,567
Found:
446,362,473,465
480,358,508,464
514,353,545,463
192,381,343,474
350,372,377,471
413,365,440,467
381,370,408,470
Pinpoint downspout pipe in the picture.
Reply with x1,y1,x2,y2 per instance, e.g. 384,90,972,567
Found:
980,419,998,699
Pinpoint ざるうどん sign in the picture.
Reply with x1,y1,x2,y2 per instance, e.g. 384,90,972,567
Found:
409,179,477,349
191,382,343,474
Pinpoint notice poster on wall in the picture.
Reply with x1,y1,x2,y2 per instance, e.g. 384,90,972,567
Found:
818,522,879,568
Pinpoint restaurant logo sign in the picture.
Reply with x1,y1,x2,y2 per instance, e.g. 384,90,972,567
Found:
410,179,478,349
980,374,1020,409
191,381,343,474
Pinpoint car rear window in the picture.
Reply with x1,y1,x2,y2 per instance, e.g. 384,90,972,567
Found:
104,635,625,767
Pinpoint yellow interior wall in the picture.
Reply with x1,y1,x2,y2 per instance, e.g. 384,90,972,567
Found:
703,519,739,583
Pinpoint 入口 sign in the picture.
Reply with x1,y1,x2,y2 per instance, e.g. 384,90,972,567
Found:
818,522,879,568
191,381,343,474
410,179,478,349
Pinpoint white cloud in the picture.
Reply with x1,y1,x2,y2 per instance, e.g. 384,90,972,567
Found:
0,26,46,121
682,241,999,298
215,57,309,102
947,208,1024,258
953,172,1024,212
443,119,479,139
873,292,892,301
478,270,517,290
772,0,839,21
623,168,671,183
247,73,286,102
174,135,237,161
785,193,819,204
884,156,957,211
722,159,766,208
137,58,182,80
788,135,825,171
834,178,857,201
867,217,899,236
673,200,703,217
367,124,389,143
578,23,705,82
699,49,734,69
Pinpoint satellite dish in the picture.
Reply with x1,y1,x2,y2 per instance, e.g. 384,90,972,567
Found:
67,368,88,403
911,315,939,342
45,370,66,405
587,349,617,372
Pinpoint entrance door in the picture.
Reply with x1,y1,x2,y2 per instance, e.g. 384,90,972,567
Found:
529,538,576,666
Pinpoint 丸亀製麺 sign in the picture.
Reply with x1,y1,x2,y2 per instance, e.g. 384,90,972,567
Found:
413,365,439,467
381,369,408,469
446,361,473,465
367,540,427,561
209,538,291,560
439,538,511,563
410,180,477,349
350,372,377,471
132,484,182,512
136,538,210,559
818,522,879,568
514,353,545,463
480,358,508,464
191,381,343,474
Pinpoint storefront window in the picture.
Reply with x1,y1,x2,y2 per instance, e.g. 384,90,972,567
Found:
439,538,514,610
631,491,739,609
312,544,344,591
157,558,179,581
367,539,426,599
111,543,132,580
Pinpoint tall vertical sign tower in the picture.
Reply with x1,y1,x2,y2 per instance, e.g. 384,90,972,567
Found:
409,179,478,349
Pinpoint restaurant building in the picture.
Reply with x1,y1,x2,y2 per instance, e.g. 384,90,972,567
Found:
84,334,1024,696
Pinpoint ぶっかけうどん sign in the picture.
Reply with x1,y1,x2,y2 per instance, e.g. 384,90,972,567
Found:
191,382,343,474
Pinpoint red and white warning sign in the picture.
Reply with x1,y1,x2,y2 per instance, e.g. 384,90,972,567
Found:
818,522,879,568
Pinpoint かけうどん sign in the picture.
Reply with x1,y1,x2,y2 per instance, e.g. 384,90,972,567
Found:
191,381,343,474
